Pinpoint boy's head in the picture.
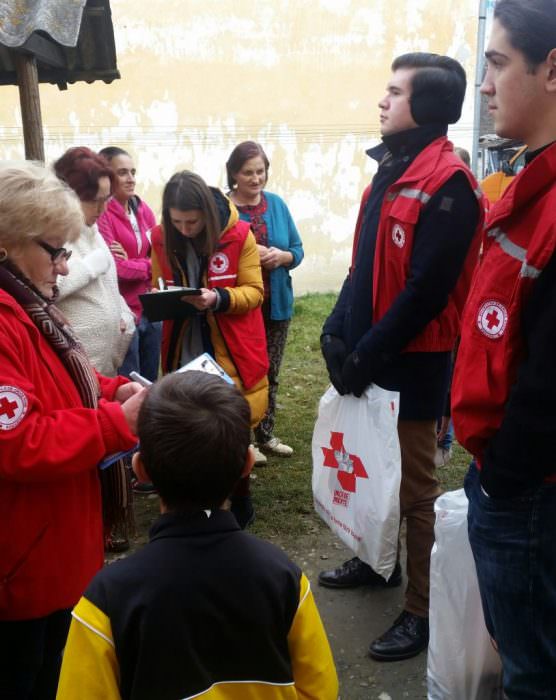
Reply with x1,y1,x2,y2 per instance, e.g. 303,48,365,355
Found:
482,0,556,149
134,371,252,511
378,53,466,136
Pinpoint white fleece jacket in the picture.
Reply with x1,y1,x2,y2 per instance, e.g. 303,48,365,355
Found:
57,224,136,376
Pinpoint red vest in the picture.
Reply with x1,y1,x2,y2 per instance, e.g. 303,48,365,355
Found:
452,142,556,461
151,222,269,390
352,137,485,352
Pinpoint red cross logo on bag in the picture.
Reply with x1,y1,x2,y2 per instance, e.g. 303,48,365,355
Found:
477,300,508,339
0,385,28,431
321,431,369,494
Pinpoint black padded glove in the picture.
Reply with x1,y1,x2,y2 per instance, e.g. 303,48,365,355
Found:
341,351,372,398
320,334,347,395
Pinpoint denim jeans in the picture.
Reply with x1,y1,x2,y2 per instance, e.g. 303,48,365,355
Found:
465,462,556,699
119,314,161,382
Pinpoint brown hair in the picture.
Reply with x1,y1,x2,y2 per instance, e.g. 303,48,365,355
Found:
137,371,251,510
226,141,270,191
161,170,221,260
54,146,115,201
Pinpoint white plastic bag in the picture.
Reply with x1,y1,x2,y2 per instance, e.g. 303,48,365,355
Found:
312,384,401,580
427,489,503,700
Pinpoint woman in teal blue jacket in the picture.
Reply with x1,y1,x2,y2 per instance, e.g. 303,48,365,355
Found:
227,141,304,457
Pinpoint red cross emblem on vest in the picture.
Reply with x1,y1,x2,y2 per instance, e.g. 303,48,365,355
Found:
392,224,406,248
209,252,229,275
477,300,508,339
0,386,28,431
321,431,369,493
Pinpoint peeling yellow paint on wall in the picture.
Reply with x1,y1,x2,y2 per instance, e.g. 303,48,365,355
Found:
0,0,480,293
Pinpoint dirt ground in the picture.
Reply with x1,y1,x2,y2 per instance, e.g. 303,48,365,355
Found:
109,496,428,700
287,530,428,700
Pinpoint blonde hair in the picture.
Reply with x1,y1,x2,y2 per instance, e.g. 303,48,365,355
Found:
0,161,84,250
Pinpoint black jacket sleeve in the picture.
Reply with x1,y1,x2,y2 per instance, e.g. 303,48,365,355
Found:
322,274,351,338
354,171,480,371
481,250,556,498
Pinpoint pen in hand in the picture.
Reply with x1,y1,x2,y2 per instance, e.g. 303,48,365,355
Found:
129,371,153,388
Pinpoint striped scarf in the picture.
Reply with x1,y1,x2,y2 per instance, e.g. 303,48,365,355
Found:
0,259,100,408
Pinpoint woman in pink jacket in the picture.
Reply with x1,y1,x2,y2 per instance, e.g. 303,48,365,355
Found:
97,147,161,383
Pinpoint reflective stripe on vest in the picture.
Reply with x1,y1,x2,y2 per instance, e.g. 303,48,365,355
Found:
398,187,431,204
487,227,542,279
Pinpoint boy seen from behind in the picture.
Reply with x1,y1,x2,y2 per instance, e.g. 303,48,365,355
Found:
56,372,338,700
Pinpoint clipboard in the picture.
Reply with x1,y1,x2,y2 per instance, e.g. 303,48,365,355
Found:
139,288,202,322
98,445,138,470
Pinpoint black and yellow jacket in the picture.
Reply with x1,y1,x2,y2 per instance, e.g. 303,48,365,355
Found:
56,510,338,700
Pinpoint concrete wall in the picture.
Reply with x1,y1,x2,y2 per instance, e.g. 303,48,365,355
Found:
0,0,480,293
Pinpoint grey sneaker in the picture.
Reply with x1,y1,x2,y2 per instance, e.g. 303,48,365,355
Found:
251,444,267,466
260,437,293,457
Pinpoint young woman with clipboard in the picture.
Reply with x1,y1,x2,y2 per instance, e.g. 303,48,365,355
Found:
150,170,269,527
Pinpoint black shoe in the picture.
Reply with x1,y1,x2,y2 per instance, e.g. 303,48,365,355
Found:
318,557,402,589
230,496,255,529
368,610,429,661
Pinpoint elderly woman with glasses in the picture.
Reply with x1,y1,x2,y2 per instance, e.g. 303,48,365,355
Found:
0,162,146,700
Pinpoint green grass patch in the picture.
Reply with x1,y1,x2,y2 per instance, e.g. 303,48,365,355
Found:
132,292,472,547
250,292,472,541
250,293,336,540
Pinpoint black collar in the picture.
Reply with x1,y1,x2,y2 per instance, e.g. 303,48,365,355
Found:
149,508,240,542
367,123,448,164
525,140,556,165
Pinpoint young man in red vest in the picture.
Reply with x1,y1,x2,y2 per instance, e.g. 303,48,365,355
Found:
318,52,484,661
452,0,556,694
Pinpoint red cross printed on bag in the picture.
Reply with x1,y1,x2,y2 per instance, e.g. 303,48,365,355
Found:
321,431,369,493
477,300,508,339
0,386,28,431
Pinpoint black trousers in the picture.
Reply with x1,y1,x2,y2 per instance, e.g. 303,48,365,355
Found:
0,608,71,700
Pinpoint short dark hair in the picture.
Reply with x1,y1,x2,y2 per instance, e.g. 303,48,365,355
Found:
226,141,270,191
53,147,115,201
98,146,130,162
392,53,466,125
137,371,251,511
161,170,221,258
494,0,556,72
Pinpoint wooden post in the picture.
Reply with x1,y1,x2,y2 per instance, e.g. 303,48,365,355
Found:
13,51,45,162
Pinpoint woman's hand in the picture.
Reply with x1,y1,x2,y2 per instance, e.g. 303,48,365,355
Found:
119,387,148,435
114,381,144,404
181,287,217,311
258,245,293,270
110,241,128,260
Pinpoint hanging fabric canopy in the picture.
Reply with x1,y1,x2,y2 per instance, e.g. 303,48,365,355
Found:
0,0,120,159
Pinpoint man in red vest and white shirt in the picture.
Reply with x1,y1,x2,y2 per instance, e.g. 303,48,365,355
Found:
318,53,484,661
452,0,556,695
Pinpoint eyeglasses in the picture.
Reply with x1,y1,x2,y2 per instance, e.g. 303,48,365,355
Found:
36,240,73,264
